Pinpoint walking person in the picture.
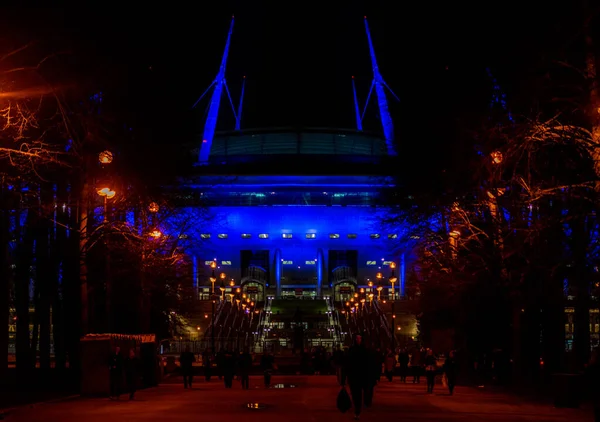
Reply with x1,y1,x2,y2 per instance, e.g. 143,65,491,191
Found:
108,346,123,400
333,346,345,385
410,346,422,383
345,334,375,420
425,349,437,393
398,348,409,383
443,350,458,395
202,349,212,381
179,346,195,389
383,348,396,382
260,351,276,388
373,348,383,383
216,348,225,380
585,349,600,421
124,348,139,400
238,347,252,389
222,348,236,388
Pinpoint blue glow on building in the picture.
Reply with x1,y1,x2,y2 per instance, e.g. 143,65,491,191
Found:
179,18,410,300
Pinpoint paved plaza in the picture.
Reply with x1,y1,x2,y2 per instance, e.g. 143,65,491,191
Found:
4,376,594,422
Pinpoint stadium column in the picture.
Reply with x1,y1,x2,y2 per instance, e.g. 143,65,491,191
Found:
316,248,324,298
274,248,282,298
399,253,406,298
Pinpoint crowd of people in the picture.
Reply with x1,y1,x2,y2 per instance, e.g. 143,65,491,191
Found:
336,335,457,419
182,347,277,389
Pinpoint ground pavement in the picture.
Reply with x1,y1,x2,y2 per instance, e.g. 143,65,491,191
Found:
4,376,594,422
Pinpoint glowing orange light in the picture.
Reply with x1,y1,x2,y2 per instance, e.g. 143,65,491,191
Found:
97,188,116,199
390,262,396,269
491,150,503,164
98,150,113,164
220,272,226,280
150,230,162,238
148,202,159,213
210,261,217,269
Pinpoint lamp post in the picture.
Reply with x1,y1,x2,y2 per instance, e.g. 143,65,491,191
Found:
97,187,116,332
219,272,226,302
389,262,398,351
209,261,217,352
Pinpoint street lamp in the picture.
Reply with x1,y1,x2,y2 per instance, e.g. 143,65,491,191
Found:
97,187,116,332
97,188,116,222
389,262,398,351
219,272,226,301
209,260,217,353
449,230,460,259
98,150,113,164
491,150,503,164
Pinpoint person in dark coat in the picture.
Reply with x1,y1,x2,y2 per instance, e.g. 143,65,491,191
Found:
345,334,375,420
443,350,458,395
383,348,396,382
222,349,236,388
333,346,345,385
124,348,139,400
238,348,252,389
585,349,600,421
373,348,383,383
424,349,437,393
410,347,423,383
202,349,213,381
179,346,195,388
108,346,123,399
260,351,275,387
398,348,409,383
216,348,225,380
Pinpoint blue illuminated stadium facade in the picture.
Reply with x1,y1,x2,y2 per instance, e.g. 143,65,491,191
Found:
183,17,407,304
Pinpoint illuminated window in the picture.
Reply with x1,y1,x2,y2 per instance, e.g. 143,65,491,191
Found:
218,234,228,239
259,233,269,239
241,233,251,239
370,234,380,239
329,234,340,239
200,234,211,239
347,234,357,239
410,235,420,239
388,234,398,239
283,260,293,265
204,261,214,265
282,233,293,239
306,233,316,239
383,261,393,266
366,261,377,266
305,260,316,265
178,234,188,239
221,261,231,265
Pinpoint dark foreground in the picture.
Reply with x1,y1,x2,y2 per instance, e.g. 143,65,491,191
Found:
4,376,594,422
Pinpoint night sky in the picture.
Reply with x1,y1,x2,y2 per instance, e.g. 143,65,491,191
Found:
0,1,593,178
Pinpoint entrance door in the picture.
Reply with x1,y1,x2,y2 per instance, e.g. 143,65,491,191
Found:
281,249,318,297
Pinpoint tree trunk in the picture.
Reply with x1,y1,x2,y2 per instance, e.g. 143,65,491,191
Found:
541,277,565,379
0,180,10,385
571,216,591,370
62,181,82,376
15,209,34,374
79,178,89,336
37,185,53,370
52,182,69,371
